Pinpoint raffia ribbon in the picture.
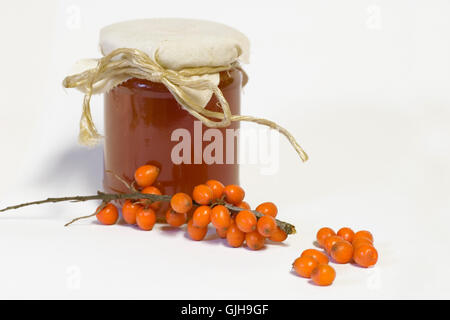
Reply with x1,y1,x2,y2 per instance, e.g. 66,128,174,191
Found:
63,48,308,162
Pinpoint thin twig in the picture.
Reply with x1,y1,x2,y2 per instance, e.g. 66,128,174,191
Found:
64,202,107,227
105,170,132,190
0,191,296,235
0,191,171,213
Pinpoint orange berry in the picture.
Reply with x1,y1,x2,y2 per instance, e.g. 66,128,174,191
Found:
353,244,378,268
256,215,277,237
236,201,251,210
235,210,257,233
352,237,373,249
187,219,208,241
192,205,212,228
269,227,288,242
255,202,278,218
337,227,355,243
170,193,193,214
316,227,336,248
192,184,214,205
141,186,162,210
311,264,336,286
165,208,186,227
226,224,245,248
223,185,245,205
331,240,354,264
134,164,160,188
211,205,231,229
245,231,265,250
121,200,141,225
293,256,318,278
206,179,225,200
324,235,343,253
216,227,229,238
354,230,374,243
136,207,156,231
96,203,119,225
301,249,329,265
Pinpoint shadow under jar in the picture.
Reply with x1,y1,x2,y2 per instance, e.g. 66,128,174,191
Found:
103,68,243,198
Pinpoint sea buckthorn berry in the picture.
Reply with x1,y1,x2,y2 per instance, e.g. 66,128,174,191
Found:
311,264,336,286
187,219,208,241
192,184,214,205
354,230,374,243
136,207,156,231
255,202,278,218
235,210,257,233
226,224,245,248
245,231,265,251
141,186,162,210
211,205,231,229
237,201,251,210
352,237,373,249
269,227,288,242
206,180,225,200
301,249,329,265
293,256,318,278
165,208,187,227
331,240,354,264
216,227,228,238
324,235,343,253
256,215,277,237
353,244,378,268
223,185,245,205
96,203,119,225
192,205,212,228
134,164,160,188
316,227,336,248
170,193,193,214
337,227,355,243
121,200,141,225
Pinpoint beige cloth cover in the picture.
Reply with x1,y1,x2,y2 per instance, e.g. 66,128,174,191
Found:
70,18,250,108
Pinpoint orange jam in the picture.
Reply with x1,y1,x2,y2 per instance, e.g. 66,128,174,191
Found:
103,68,242,198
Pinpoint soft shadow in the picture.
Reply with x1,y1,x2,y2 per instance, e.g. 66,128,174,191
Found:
35,145,103,191
350,262,367,269
289,269,300,278
159,225,183,237
266,240,289,247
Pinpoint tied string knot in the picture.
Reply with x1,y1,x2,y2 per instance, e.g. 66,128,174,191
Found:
63,48,308,162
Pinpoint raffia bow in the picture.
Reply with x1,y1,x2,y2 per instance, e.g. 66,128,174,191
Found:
63,48,308,162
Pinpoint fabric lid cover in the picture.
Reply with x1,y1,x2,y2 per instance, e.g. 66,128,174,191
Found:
100,18,250,70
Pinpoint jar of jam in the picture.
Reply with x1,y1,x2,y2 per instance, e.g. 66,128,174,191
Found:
63,18,307,210
103,68,243,196
96,18,250,198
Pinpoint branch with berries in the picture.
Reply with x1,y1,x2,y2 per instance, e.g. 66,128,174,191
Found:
0,165,296,250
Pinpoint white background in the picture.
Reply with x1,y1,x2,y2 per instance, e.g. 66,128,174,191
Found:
0,0,449,299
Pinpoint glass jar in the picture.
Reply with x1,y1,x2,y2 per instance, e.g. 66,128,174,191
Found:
103,68,242,197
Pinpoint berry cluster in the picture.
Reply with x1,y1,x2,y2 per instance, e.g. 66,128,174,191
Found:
292,227,378,286
95,164,289,250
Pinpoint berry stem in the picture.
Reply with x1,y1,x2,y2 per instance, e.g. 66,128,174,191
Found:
64,201,107,227
0,191,296,235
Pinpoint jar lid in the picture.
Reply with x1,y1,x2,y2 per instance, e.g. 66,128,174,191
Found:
100,18,250,70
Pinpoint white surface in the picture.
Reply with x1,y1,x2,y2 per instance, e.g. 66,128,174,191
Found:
100,18,250,69
0,0,449,299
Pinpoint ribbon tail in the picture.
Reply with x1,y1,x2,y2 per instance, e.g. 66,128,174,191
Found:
78,94,102,146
